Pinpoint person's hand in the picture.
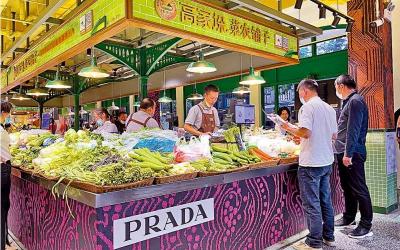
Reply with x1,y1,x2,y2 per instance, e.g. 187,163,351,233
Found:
343,156,352,167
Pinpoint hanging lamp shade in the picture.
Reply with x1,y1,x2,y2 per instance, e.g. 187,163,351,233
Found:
109,101,119,111
159,70,173,103
11,93,31,101
78,49,110,78
27,78,49,96
186,51,217,74
239,67,265,85
45,67,72,89
11,86,31,100
159,95,173,103
232,86,251,94
187,93,204,100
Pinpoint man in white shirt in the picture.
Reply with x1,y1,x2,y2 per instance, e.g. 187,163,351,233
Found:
1,101,13,250
281,79,338,250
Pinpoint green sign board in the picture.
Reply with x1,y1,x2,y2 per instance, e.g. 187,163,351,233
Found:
132,0,298,59
1,0,126,90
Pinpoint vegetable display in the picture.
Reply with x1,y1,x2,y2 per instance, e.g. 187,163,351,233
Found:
223,127,241,152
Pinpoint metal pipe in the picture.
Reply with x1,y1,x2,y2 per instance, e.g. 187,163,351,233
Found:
0,17,33,25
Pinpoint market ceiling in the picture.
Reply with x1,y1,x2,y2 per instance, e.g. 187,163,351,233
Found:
1,0,352,100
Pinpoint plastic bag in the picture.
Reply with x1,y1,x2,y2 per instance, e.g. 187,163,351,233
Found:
174,135,211,163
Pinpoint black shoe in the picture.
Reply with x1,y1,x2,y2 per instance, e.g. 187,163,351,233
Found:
348,225,373,239
335,217,356,227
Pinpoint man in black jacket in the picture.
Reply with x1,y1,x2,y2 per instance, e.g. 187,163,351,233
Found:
334,75,373,239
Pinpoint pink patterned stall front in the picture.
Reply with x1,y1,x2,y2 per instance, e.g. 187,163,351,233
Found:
9,166,344,250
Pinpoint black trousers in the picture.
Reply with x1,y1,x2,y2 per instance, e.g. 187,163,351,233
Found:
336,153,373,230
1,162,11,250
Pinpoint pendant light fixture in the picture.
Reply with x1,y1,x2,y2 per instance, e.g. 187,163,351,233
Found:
159,70,173,103
232,86,251,94
78,47,110,78
186,45,217,74
108,82,119,111
11,85,31,100
27,77,49,96
187,80,204,100
45,65,72,89
239,55,265,85
234,54,251,95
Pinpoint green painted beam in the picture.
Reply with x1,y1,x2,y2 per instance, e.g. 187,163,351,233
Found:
145,37,183,75
95,43,140,75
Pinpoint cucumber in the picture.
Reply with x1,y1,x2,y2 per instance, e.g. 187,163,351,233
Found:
213,152,233,163
213,158,231,165
211,145,230,154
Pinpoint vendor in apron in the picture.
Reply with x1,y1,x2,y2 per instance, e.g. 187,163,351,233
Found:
126,98,160,133
184,84,220,136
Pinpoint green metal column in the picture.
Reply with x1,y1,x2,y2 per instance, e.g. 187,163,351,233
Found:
139,76,148,101
38,102,44,129
74,93,80,131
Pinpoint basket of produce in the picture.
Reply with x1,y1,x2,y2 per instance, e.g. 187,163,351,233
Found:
279,154,299,164
38,172,60,181
63,177,155,194
198,165,249,177
248,159,280,169
249,147,279,162
153,162,198,184
155,172,197,184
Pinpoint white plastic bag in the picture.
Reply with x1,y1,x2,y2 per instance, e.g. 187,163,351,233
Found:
174,135,211,162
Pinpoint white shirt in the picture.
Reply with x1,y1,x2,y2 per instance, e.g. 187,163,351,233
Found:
93,121,118,134
1,126,11,163
298,96,337,167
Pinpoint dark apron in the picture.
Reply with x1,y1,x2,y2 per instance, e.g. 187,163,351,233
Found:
198,104,216,133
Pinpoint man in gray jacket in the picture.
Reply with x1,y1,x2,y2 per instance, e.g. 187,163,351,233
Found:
334,74,373,239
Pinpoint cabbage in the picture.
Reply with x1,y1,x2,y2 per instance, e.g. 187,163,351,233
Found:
64,129,78,143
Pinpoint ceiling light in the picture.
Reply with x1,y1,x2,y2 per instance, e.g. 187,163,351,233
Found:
45,65,72,89
78,47,110,78
187,93,204,100
346,20,354,32
11,86,31,100
109,101,119,111
133,101,141,107
27,77,49,96
232,86,251,94
319,5,326,19
159,70,173,103
240,67,265,85
295,0,303,9
159,96,173,103
331,13,341,27
186,51,217,74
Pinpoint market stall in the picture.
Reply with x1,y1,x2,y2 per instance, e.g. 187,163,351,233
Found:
1,0,349,249
8,128,344,250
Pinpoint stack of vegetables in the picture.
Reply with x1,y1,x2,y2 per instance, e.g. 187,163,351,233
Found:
128,148,196,177
248,146,279,161
223,127,241,152
211,145,260,166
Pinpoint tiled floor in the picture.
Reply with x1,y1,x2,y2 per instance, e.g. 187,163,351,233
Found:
282,210,400,250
